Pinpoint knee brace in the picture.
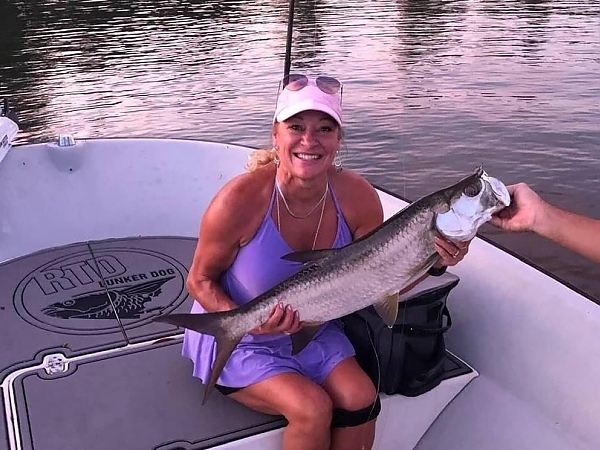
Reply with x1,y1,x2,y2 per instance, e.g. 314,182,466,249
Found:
331,395,381,428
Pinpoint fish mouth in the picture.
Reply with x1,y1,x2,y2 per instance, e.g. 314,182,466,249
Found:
435,169,510,242
481,171,511,207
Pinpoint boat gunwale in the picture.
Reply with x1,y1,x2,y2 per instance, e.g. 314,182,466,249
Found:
3,135,598,306
374,183,599,306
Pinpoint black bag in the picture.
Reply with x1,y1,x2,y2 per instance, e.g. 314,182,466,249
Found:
341,273,459,397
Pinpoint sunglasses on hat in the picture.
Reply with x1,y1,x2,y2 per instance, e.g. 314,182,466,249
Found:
280,74,343,95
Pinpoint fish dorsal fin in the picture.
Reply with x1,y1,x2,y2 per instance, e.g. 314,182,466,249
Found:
373,293,399,328
281,248,337,264
290,325,321,355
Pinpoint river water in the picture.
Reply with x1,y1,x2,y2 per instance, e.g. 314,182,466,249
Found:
1,0,599,300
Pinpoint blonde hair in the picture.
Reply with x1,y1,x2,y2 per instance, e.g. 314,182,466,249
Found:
245,147,277,172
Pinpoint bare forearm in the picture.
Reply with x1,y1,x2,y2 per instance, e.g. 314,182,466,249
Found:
186,277,238,312
535,204,600,263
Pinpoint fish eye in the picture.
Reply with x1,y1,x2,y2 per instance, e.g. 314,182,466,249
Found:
464,181,482,197
63,300,75,306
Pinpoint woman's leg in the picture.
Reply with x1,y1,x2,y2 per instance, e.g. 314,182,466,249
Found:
229,372,333,450
320,357,379,450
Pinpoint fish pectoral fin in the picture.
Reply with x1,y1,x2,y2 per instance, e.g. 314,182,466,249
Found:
373,293,399,328
409,253,441,283
393,254,442,299
290,325,321,355
281,248,337,264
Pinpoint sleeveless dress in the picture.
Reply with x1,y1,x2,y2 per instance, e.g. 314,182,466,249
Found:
181,182,356,388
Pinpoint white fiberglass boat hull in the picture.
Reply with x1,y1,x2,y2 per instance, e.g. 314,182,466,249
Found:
0,136,598,450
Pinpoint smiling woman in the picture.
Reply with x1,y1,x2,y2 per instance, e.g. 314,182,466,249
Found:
182,74,385,450
178,74,471,450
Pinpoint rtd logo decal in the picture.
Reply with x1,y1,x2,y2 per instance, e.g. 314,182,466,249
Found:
14,247,189,335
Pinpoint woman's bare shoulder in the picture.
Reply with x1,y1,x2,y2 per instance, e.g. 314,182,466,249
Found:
203,166,275,241
329,168,383,238
217,167,273,206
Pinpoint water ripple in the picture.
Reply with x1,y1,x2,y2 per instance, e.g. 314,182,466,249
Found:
0,0,598,299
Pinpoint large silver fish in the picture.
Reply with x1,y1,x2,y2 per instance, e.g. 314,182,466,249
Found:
154,167,510,403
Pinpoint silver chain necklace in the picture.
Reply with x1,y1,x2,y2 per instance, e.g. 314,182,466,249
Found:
275,179,329,219
276,186,327,251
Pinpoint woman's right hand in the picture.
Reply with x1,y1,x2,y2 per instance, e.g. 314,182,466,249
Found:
250,303,303,335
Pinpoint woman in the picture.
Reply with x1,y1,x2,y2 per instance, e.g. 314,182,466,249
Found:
182,74,469,450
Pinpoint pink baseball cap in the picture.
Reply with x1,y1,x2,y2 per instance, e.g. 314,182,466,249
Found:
274,75,343,126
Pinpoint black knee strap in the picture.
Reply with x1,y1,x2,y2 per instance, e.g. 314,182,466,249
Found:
331,395,381,428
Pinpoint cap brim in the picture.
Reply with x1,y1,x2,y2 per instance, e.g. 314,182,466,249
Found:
275,99,342,126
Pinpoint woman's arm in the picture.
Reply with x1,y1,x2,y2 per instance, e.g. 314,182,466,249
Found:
186,190,243,313
186,175,302,334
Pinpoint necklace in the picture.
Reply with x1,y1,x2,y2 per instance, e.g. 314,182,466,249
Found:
276,187,327,251
275,179,329,219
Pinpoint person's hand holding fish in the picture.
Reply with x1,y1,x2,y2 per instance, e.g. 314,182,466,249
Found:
489,183,542,232
249,302,303,335
433,236,470,266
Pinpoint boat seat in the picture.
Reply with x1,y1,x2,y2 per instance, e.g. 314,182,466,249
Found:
415,375,590,450
1,236,477,450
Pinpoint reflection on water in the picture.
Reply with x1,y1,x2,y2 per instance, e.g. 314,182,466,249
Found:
1,0,599,299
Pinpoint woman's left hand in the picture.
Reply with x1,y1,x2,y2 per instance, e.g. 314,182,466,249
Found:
433,236,470,267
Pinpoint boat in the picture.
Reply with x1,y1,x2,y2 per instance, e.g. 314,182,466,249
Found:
2,0,600,446
1,103,599,449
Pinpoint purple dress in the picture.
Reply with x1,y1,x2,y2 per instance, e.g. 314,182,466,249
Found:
182,182,355,388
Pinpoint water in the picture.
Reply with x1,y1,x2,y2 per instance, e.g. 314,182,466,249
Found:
1,0,599,300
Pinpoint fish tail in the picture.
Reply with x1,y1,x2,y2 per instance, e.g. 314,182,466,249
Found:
153,312,243,405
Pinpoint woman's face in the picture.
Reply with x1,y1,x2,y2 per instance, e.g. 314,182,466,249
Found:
273,110,341,180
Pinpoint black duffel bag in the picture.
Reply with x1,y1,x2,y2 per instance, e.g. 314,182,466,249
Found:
341,273,459,397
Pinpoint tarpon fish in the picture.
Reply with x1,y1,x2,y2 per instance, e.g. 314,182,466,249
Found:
154,167,510,403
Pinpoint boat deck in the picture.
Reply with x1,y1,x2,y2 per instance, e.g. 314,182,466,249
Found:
415,375,591,450
1,236,474,450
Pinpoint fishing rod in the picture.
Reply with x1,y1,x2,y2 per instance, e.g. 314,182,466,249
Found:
283,0,295,78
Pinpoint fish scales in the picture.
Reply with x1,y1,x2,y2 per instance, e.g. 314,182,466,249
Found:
230,207,437,329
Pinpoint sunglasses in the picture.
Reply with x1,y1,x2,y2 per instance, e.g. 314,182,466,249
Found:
281,74,343,95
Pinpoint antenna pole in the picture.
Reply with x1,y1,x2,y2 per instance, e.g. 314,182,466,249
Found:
283,0,295,78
